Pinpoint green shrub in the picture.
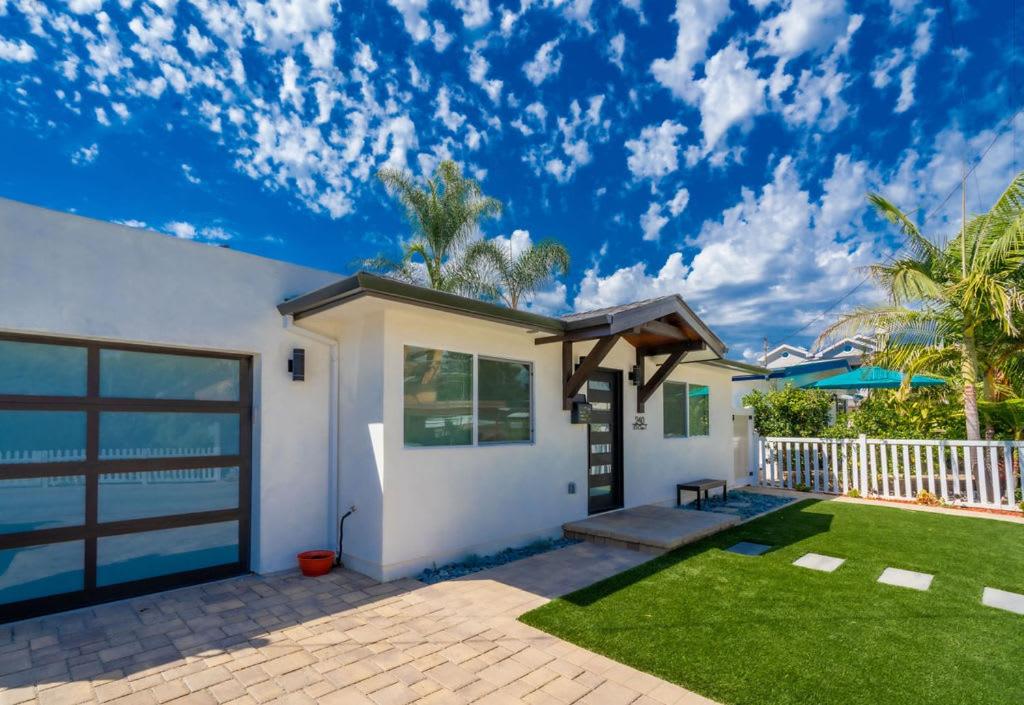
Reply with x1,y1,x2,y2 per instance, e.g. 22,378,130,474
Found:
743,385,833,437
824,389,966,440
847,488,861,498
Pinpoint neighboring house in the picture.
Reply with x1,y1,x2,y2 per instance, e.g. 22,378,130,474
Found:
761,336,876,370
0,198,753,621
762,344,812,369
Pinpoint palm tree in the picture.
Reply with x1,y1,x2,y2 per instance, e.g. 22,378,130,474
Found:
462,236,570,309
366,160,502,293
819,172,1024,440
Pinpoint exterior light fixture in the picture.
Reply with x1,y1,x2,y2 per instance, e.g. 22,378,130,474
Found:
288,348,305,381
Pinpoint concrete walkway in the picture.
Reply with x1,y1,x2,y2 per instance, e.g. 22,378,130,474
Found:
564,506,739,554
0,543,719,705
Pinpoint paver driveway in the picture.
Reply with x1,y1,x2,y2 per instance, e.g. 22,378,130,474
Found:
0,542,718,705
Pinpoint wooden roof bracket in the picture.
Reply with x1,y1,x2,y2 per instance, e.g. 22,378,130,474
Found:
562,334,620,410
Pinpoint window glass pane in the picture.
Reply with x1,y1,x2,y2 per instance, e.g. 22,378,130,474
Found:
99,468,239,522
478,358,531,444
0,340,87,397
589,485,611,496
663,382,688,437
97,521,239,586
688,384,710,436
99,412,239,459
0,411,86,463
0,541,84,605
0,477,85,534
100,350,240,401
403,346,473,447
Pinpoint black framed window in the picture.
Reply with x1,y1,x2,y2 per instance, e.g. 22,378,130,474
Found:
663,381,710,438
0,333,251,622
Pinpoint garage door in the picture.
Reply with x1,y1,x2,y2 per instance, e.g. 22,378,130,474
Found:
0,333,251,622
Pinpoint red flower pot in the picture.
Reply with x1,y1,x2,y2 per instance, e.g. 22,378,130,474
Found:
297,550,335,577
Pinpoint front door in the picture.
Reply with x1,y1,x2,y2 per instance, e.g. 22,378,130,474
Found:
587,369,623,514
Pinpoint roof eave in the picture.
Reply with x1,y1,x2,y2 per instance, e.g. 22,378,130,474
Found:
278,272,566,333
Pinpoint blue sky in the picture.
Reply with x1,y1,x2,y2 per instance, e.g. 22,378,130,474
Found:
0,0,1020,360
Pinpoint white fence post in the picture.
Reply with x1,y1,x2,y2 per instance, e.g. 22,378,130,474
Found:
857,434,868,496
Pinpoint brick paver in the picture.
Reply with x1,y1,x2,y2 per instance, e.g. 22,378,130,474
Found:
0,543,719,704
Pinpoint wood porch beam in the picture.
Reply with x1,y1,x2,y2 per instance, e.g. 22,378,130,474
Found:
563,334,620,407
640,340,705,358
562,341,573,410
637,349,688,412
635,346,646,413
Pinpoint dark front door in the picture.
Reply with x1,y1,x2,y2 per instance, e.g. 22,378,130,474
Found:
587,369,623,514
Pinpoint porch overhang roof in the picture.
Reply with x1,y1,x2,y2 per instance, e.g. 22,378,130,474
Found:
277,272,727,357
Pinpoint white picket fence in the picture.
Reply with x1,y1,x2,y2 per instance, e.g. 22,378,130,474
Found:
754,435,1024,512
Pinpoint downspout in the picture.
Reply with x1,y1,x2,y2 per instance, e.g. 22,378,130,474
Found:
282,315,340,552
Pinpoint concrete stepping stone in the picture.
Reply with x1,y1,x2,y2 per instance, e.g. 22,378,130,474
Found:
726,542,771,556
982,587,1024,615
793,553,845,573
878,567,933,591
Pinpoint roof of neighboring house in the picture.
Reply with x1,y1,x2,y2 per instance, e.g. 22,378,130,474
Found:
731,357,851,381
279,272,728,358
815,336,875,357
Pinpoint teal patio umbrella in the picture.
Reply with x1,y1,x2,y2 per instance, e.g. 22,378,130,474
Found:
808,365,945,390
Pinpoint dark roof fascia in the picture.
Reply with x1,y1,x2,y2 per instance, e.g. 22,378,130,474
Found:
563,295,727,357
278,272,566,332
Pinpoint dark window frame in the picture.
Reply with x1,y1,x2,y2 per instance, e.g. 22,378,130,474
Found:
0,332,252,623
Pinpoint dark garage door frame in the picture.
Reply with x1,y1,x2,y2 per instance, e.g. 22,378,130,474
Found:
0,332,252,623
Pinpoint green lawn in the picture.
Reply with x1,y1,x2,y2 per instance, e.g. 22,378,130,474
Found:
521,500,1024,705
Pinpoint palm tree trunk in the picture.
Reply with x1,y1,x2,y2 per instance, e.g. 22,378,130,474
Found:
962,333,981,440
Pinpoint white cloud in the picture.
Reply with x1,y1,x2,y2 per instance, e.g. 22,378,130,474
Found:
452,0,491,28
181,163,201,184
71,143,99,164
244,0,337,52
640,202,669,241
186,25,215,57
754,0,849,61
95,106,110,125
469,49,503,103
387,0,430,42
895,64,915,113
431,20,452,52
668,187,690,216
625,120,688,182
303,31,335,69
165,221,197,239
650,0,731,103
279,55,303,110
777,59,849,130
0,37,36,62
608,32,624,71
353,40,377,73
696,43,766,152
523,39,562,85
67,0,103,14
575,253,691,312
435,86,466,132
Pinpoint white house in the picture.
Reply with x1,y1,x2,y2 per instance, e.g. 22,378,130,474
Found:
0,198,754,621
761,336,876,370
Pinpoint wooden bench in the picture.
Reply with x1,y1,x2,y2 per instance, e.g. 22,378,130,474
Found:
677,479,727,510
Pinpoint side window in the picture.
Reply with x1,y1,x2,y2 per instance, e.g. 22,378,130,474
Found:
403,346,474,447
663,381,710,437
478,357,532,444
663,382,688,437
688,384,710,436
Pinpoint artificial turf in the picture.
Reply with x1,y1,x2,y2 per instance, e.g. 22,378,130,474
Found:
520,500,1024,705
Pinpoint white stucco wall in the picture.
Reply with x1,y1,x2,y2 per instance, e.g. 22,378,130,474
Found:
0,198,341,574
365,302,737,580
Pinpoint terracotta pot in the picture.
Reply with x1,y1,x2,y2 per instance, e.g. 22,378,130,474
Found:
297,550,335,577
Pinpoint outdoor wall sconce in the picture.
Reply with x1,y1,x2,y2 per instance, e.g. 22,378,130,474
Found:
628,364,640,386
570,394,592,424
567,481,576,495
288,348,305,381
